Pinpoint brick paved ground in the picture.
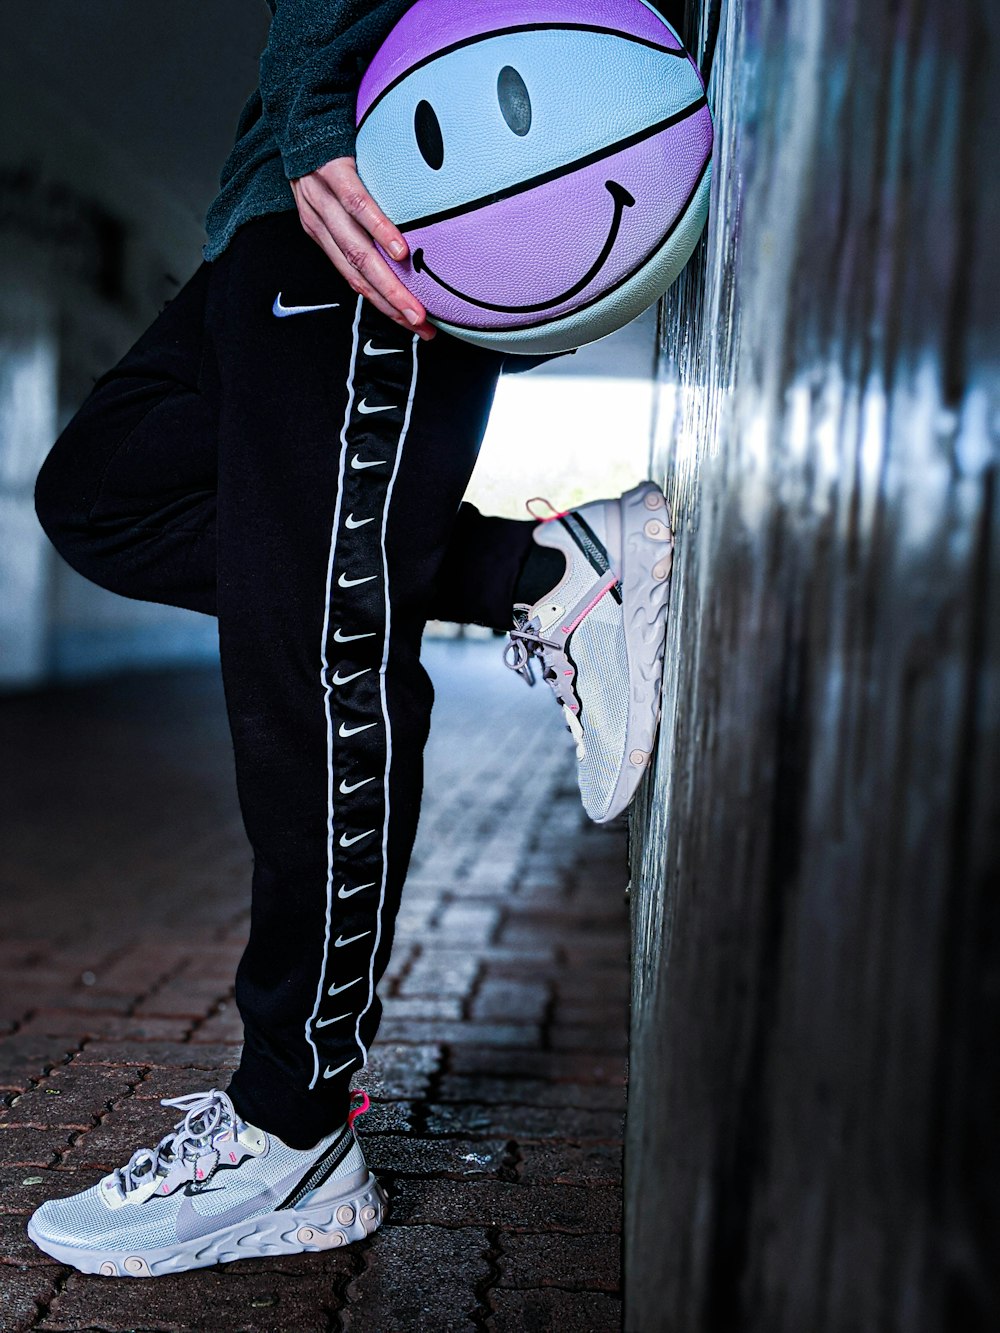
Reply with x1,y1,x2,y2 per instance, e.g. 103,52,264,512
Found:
0,640,629,1332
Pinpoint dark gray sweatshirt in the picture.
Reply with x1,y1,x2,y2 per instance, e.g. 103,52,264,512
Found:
204,0,411,260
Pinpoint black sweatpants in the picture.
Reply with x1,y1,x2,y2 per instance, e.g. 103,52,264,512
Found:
34,213,537,1147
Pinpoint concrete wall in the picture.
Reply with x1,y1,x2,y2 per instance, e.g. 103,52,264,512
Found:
626,0,999,1328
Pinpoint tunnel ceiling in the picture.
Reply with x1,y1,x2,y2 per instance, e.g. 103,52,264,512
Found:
0,1,269,219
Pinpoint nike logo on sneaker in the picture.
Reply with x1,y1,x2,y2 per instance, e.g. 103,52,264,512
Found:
338,880,375,897
363,339,402,356
272,293,339,318
315,1012,351,1028
345,513,375,528
339,776,375,794
332,667,370,686
335,929,372,948
328,976,363,997
175,1164,304,1242
339,829,375,848
351,455,385,470
334,628,375,643
356,398,395,415
339,721,377,737
338,572,377,588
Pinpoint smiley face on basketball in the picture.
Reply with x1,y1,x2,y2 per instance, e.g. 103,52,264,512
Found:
355,0,713,355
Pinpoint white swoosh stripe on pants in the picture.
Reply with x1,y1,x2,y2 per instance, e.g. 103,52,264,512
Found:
353,333,419,1071
305,297,362,1091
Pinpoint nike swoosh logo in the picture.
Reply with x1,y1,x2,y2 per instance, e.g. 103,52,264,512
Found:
339,829,375,848
338,880,375,898
332,667,370,686
339,777,375,794
363,339,403,356
324,1059,355,1079
334,628,375,643
338,572,377,588
175,1164,304,1243
272,293,339,318
315,1012,352,1028
328,976,363,997
339,721,377,737
345,513,375,528
350,455,385,470
335,929,372,948
356,398,395,415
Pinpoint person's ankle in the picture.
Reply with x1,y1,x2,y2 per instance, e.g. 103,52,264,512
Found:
513,539,565,610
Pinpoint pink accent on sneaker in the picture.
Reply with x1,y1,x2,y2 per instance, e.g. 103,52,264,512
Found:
564,575,619,635
526,496,569,521
347,1090,371,1129
229,1151,237,1163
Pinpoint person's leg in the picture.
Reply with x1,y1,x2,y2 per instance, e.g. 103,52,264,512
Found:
31,231,543,1143
204,214,511,1147
29,208,670,1276
426,501,538,629
32,263,538,637
34,263,219,617
28,215,528,1275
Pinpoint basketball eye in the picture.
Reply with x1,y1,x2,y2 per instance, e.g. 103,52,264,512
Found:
497,66,531,136
414,99,444,170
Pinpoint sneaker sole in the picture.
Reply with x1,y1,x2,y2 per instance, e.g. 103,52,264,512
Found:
590,481,673,823
26,1170,387,1278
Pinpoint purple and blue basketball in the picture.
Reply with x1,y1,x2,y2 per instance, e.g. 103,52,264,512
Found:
355,0,713,355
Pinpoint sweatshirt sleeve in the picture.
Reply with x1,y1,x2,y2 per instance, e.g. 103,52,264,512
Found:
259,0,412,180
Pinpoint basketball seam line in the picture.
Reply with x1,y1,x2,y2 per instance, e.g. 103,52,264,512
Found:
356,22,691,132
395,96,708,234
435,150,712,335
411,179,633,313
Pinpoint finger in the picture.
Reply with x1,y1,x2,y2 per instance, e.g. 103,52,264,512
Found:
296,197,433,335
322,161,409,261
322,205,430,327
299,180,416,312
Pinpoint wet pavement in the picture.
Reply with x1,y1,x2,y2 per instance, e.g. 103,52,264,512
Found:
0,639,628,1331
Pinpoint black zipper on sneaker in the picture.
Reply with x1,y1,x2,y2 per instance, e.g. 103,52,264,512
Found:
559,514,623,604
276,1125,356,1210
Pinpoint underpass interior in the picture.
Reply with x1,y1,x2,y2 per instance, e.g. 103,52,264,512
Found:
1,2,997,1331
0,3,651,1328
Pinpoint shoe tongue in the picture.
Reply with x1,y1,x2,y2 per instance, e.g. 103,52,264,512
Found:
184,1103,236,1156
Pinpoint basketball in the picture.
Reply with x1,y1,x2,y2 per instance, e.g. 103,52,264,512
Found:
354,0,713,356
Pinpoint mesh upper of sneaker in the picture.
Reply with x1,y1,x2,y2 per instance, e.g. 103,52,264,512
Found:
30,1090,363,1252
518,502,631,815
569,593,632,820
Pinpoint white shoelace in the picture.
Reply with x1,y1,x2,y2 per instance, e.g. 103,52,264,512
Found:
112,1089,240,1197
503,609,563,687
503,612,586,759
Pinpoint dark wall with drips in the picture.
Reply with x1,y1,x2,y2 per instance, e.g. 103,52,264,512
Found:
626,0,999,1327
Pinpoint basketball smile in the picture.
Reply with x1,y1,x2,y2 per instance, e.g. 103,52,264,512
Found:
411,179,635,314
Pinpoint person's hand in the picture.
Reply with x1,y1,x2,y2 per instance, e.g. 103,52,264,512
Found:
291,157,436,340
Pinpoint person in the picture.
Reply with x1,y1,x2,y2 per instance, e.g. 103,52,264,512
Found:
25,0,673,1277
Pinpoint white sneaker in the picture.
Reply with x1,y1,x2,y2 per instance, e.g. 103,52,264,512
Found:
505,481,673,822
27,1088,385,1277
